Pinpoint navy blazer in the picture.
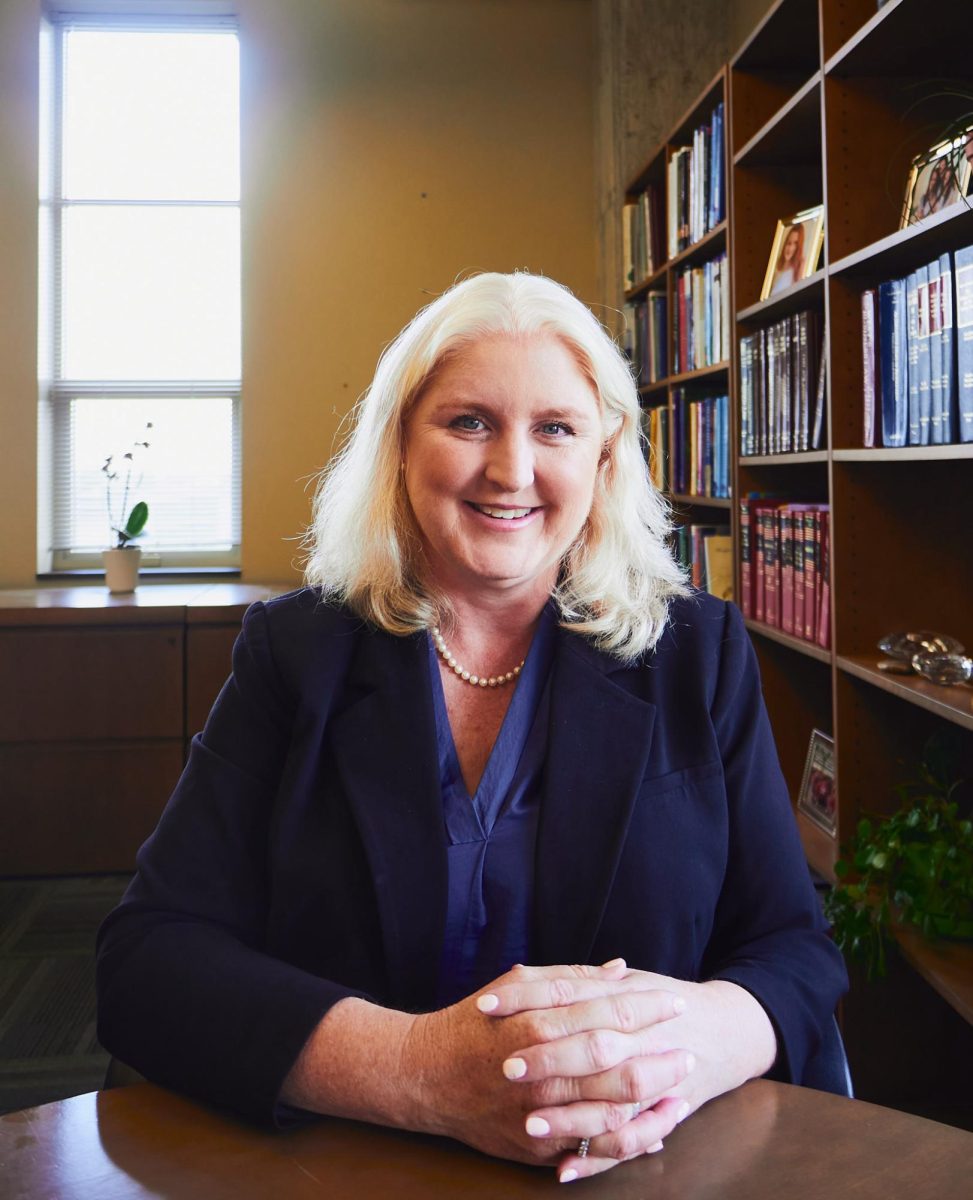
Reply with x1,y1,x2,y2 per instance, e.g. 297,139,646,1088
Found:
96,587,847,1124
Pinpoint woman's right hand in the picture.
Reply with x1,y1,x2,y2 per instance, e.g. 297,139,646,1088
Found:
399,961,694,1168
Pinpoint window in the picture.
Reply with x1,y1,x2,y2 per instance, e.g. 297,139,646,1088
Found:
39,7,241,571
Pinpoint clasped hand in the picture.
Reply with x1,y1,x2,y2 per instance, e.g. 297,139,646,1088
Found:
403,960,723,1183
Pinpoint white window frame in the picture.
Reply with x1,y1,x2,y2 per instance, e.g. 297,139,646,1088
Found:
39,3,242,574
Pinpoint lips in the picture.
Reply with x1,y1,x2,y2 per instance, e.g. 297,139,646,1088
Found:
469,503,535,520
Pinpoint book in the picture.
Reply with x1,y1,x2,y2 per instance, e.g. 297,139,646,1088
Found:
906,270,921,444
861,289,877,446
940,251,956,442
810,329,827,450
928,258,944,445
955,243,973,441
878,278,907,446
703,532,733,601
916,263,932,444
817,510,831,649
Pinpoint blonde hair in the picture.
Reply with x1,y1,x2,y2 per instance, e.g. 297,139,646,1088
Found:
304,272,689,659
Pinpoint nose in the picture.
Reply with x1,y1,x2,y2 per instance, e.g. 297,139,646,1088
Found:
484,429,534,493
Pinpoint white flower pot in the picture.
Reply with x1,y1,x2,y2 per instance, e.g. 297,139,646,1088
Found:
102,547,142,594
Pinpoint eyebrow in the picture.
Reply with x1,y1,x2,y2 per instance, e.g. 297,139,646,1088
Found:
426,397,600,424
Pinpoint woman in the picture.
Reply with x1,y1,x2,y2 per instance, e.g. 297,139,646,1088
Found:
97,272,846,1183
770,223,804,294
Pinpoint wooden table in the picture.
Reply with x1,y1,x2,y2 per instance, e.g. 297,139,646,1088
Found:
2,1081,971,1199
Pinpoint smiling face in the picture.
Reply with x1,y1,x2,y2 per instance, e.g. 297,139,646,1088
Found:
401,334,604,605
781,226,801,264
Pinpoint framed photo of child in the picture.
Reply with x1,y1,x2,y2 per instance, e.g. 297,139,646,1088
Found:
760,206,825,300
797,728,837,837
901,128,973,227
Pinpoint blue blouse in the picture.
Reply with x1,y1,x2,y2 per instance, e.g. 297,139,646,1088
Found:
428,608,557,1007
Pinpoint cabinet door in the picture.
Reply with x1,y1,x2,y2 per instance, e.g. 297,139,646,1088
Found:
0,741,184,874
0,627,183,741
185,625,240,741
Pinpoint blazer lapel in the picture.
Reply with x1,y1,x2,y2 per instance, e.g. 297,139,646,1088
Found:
326,626,447,1012
534,631,657,966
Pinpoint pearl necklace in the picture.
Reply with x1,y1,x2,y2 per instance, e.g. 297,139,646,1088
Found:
431,626,525,688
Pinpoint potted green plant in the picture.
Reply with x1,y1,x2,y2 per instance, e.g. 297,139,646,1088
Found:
101,424,151,594
824,737,973,978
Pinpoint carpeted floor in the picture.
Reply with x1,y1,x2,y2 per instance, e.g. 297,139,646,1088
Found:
0,875,129,1114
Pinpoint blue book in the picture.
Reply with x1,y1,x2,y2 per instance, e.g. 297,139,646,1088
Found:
916,264,932,444
954,244,973,441
905,271,921,443
879,278,907,446
939,252,956,442
928,258,944,444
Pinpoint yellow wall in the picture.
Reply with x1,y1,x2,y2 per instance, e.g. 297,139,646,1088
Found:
0,0,597,587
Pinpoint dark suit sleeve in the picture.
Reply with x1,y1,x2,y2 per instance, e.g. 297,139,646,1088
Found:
700,600,847,1082
96,601,367,1124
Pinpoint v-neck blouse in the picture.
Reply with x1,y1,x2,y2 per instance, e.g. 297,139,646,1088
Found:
427,608,557,1008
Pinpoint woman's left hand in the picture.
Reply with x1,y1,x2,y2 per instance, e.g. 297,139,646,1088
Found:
478,962,777,1182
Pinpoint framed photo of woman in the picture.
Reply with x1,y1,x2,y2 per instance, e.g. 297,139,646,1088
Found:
759,206,825,300
797,729,837,837
901,128,973,227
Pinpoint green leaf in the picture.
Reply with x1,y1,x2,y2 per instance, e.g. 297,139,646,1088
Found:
123,501,149,539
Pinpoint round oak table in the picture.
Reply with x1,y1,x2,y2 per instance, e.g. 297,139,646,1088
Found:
1,1080,971,1199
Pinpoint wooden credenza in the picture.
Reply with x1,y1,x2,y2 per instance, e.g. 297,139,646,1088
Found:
0,583,288,876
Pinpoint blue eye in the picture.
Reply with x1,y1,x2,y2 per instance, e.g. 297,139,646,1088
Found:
540,421,573,436
451,414,485,432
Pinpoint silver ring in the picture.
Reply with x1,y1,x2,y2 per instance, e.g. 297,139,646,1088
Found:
628,1100,643,1121
578,1137,591,1158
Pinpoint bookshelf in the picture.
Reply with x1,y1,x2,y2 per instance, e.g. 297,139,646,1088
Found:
719,0,973,1107
623,68,732,596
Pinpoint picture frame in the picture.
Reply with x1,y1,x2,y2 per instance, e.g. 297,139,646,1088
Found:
901,127,973,228
797,729,837,837
759,206,825,300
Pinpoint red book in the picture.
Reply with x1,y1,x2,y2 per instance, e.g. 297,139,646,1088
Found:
816,510,831,648
754,506,767,624
803,509,819,641
780,508,794,634
739,498,752,617
765,509,781,627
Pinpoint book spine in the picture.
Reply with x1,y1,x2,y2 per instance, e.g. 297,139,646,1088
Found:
861,289,877,447
906,270,921,444
916,264,932,444
755,506,766,624
928,258,944,445
940,251,955,442
955,246,973,441
817,510,831,649
780,508,794,635
792,514,805,641
803,510,817,641
767,506,782,628
740,497,752,619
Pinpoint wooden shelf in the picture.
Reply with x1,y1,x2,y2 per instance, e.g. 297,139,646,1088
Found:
737,270,824,323
892,923,973,1027
637,379,668,400
829,201,973,281
739,450,828,465
745,618,833,664
825,0,973,78
668,361,730,386
835,655,973,732
668,492,732,510
733,72,821,167
667,221,727,271
834,445,973,462
623,260,667,303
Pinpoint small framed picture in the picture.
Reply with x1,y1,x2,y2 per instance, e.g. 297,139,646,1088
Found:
760,206,825,300
901,128,973,227
798,729,837,836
